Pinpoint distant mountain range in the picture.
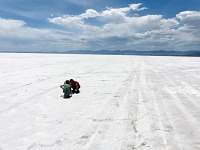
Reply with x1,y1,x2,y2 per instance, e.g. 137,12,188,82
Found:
1,50,200,56
52,50,200,56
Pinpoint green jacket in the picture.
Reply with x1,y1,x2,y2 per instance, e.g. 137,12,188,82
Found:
63,84,71,95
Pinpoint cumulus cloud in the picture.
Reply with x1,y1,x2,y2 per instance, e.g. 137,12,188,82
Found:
48,3,147,26
176,11,200,30
48,3,179,36
101,8,128,23
1,4,200,51
0,18,50,40
176,11,200,26
0,18,75,51
48,3,164,41
0,18,25,30
80,9,100,19
160,18,179,28
176,11,200,42
49,16,83,26
49,9,100,30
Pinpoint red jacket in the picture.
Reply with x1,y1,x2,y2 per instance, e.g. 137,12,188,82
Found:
71,81,80,89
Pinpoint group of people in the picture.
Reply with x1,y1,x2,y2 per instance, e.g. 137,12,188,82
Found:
60,79,80,98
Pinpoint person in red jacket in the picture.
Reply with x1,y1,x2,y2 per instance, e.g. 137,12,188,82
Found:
70,79,80,93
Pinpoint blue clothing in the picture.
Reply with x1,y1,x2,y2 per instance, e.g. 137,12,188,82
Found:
63,84,71,97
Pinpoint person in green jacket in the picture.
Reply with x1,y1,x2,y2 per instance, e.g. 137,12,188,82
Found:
60,80,72,98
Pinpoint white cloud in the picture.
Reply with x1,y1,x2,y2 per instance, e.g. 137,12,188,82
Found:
176,11,200,23
1,4,200,51
0,18,49,40
48,9,100,29
80,9,100,19
101,8,127,23
0,18,25,30
176,11,200,29
129,3,147,11
49,3,147,26
49,16,83,26
176,11,200,42
160,18,179,28
0,18,76,51
126,15,163,32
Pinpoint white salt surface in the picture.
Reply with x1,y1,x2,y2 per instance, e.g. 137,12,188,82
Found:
0,53,200,150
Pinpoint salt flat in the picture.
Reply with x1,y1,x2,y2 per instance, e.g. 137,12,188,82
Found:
0,53,200,150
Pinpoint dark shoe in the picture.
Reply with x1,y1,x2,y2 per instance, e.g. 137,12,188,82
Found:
64,94,71,98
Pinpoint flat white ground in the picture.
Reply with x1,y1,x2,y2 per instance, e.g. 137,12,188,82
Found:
0,53,200,150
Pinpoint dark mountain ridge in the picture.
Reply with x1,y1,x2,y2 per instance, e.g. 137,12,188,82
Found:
1,50,200,56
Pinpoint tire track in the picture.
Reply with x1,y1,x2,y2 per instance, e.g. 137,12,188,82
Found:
128,58,170,150
147,58,200,150
145,58,183,150
150,59,200,122
152,58,200,91
82,58,146,150
84,61,139,149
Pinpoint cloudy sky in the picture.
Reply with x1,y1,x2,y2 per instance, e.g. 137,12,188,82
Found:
0,0,200,52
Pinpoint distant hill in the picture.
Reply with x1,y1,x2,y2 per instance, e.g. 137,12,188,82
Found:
1,50,200,56
60,50,200,56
